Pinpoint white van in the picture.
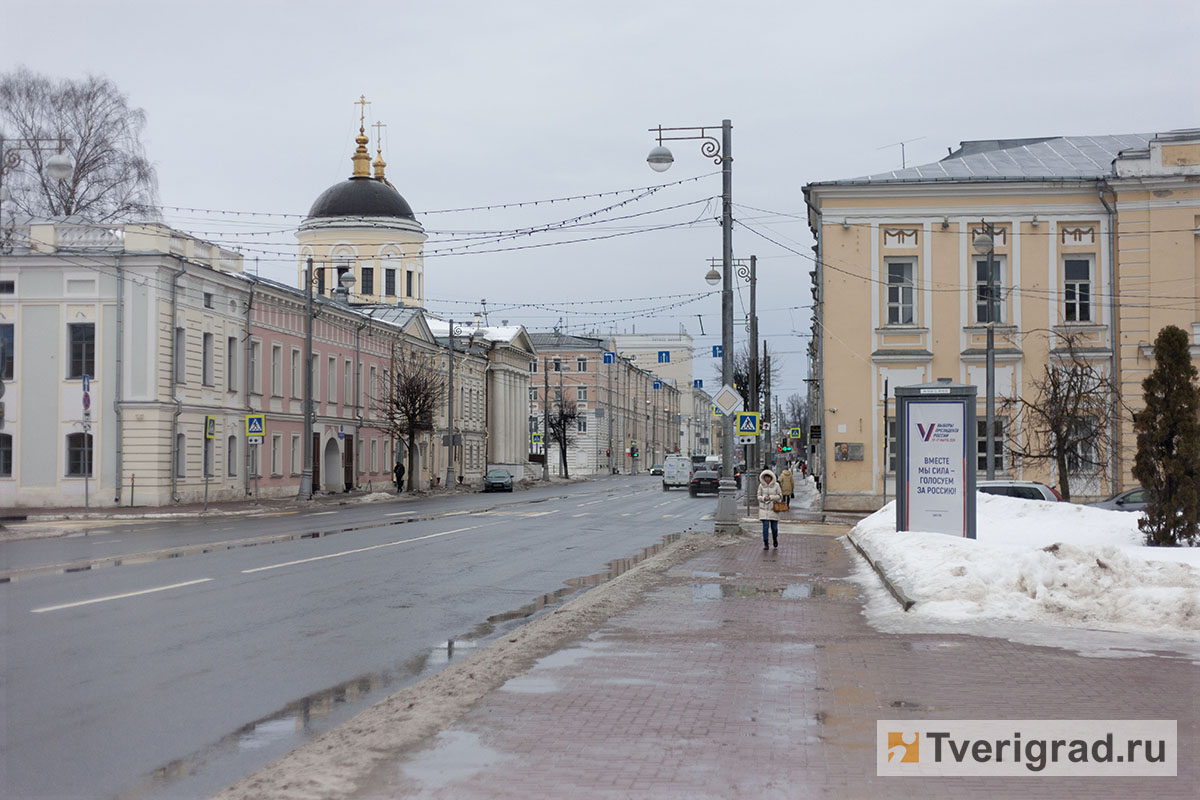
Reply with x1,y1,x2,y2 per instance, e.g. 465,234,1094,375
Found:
662,455,692,491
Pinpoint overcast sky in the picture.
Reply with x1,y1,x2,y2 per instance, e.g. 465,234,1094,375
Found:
5,0,1198,402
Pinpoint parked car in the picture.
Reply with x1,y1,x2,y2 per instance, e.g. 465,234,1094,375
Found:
689,468,721,497
977,480,1062,502
662,455,692,491
483,468,513,492
649,464,664,476
1088,487,1147,513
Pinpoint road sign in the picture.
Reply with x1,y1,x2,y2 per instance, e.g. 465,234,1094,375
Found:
810,424,822,441
693,379,702,388
531,433,543,445
712,384,743,415
82,391,91,412
653,380,662,390
204,416,216,439
658,350,670,363
789,427,801,438
712,405,723,418
81,374,90,392
736,411,760,435
603,351,616,364
738,435,756,445
712,345,722,358
246,414,265,437
248,436,263,446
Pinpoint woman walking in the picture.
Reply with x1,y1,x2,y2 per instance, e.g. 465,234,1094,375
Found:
757,469,783,550
779,467,795,509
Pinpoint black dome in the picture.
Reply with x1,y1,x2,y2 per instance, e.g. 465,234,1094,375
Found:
307,177,415,219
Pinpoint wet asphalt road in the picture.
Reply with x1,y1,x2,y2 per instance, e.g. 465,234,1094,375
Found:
0,476,718,799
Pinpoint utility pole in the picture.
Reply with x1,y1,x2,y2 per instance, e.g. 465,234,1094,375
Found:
298,256,315,499
748,255,758,476
606,353,613,474
763,342,772,468
542,356,550,481
445,319,455,489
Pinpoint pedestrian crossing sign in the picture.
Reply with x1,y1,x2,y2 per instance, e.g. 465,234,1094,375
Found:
789,427,801,438
531,433,543,445
736,411,759,435
245,414,265,437
205,416,217,439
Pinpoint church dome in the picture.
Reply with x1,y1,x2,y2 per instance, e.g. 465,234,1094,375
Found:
307,177,415,220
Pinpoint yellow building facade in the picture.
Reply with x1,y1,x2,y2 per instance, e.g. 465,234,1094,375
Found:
805,130,1200,512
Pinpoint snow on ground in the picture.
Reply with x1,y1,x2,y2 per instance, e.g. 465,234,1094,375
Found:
850,494,1200,638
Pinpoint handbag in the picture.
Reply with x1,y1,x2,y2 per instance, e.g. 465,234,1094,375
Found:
772,500,788,513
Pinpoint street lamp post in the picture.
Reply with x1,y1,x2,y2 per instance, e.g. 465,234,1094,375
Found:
1,136,74,251
972,222,998,480
648,120,739,533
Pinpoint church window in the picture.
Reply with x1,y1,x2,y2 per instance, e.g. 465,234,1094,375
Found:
385,269,396,296
361,267,375,296
406,270,414,297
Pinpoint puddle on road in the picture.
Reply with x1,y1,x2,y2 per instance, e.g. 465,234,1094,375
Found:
691,582,860,601
401,729,513,789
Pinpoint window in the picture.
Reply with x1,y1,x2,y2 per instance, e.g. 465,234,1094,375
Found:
203,292,213,309
530,387,538,401
227,336,238,392
175,433,186,477
317,267,326,296
553,358,561,372
577,416,588,433
203,333,214,386
0,433,12,476
530,360,538,373
385,269,396,296
974,257,1005,324
554,387,562,402
406,270,414,297
1064,258,1092,322
227,435,238,476
174,327,187,383
976,418,1007,473
291,434,301,474
249,442,260,477
271,345,282,396
344,360,352,407
312,354,320,400
369,365,377,405
291,349,302,398
271,434,282,476
249,341,262,394
0,323,13,379
887,418,897,473
361,267,374,296
577,357,587,372
371,438,378,473
577,386,588,401
327,356,337,402
886,260,915,325
1067,418,1101,473
69,323,95,379
67,432,93,476
0,280,14,293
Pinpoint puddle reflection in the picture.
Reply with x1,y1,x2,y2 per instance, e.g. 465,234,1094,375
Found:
691,582,860,601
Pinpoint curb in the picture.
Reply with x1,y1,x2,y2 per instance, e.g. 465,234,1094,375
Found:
845,529,915,611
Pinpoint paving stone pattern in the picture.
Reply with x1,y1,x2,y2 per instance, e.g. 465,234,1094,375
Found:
359,529,1197,799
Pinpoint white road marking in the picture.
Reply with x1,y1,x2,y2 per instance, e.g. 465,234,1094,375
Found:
31,579,213,614
662,514,679,518
241,524,495,574
654,501,672,508
572,513,590,518
307,511,337,516
385,512,415,517
579,499,604,507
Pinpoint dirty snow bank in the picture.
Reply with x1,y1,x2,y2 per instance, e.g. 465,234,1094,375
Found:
850,494,1200,637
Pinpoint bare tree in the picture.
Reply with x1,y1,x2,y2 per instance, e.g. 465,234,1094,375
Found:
373,348,444,491
724,344,778,411
546,399,582,479
1001,332,1119,500
1,67,158,222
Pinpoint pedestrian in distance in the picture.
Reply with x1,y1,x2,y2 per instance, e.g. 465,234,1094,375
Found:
779,467,794,509
757,469,783,550
393,461,405,492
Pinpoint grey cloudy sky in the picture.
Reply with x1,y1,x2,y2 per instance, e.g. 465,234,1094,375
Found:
5,0,1198,402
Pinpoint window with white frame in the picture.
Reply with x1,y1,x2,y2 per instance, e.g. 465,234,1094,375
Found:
577,357,587,372
371,438,378,473
175,433,186,477
885,260,915,325
291,434,301,474
1063,257,1092,323
577,416,587,433
227,336,238,392
976,418,1007,473
291,349,302,398
1066,417,1102,473
67,432,93,476
249,442,260,477
577,386,587,401
327,356,337,403
974,256,1006,324
249,341,262,394
271,345,282,396
175,327,187,383
344,360,352,408
887,418,896,473
68,323,95,379
228,435,238,476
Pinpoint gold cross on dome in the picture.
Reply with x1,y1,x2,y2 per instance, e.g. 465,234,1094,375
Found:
355,94,371,129
372,120,387,146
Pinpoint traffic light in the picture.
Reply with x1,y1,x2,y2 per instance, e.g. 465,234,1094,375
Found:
606,448,611,457
631,443,639,458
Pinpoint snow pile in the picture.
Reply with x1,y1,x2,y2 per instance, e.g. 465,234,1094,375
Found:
355,492,397,503
851,494,1200,636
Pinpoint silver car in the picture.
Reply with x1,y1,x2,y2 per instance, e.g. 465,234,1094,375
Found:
1087,487,1147,513
977,480,1062,502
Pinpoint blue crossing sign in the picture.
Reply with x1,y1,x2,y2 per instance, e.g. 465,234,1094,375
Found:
736,411,760,435
245,414,265,436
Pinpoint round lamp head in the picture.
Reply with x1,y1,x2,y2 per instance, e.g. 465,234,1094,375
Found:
972,231,994,254
46,152,74,181
339,271,357,290
704,267,721,286
647,145,674,173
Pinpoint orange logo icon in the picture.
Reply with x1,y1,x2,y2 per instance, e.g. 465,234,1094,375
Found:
887,732,919,763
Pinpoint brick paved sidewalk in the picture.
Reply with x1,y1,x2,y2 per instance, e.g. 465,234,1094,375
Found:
353,526,1196,799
